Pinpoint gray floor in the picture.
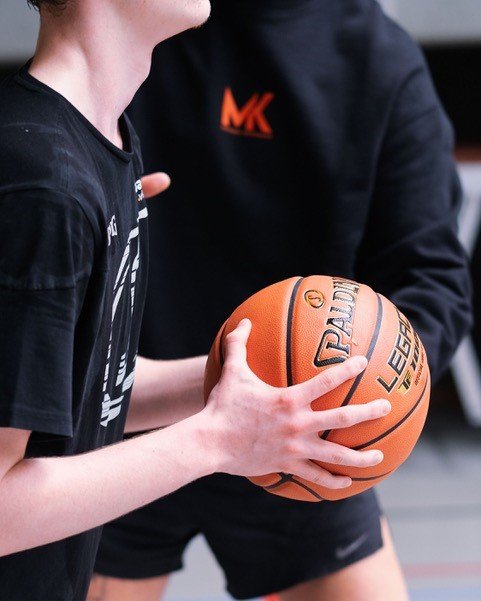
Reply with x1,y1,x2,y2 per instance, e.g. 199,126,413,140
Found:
162,377,481,601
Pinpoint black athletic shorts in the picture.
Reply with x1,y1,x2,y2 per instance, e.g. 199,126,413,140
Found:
95,474,383,600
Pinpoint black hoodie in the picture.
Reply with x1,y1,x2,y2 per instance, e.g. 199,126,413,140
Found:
130,0,472,382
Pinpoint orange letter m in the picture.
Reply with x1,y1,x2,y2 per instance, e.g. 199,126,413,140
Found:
221,87,274,137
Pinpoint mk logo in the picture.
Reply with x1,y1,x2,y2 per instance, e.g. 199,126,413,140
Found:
220,87,275,139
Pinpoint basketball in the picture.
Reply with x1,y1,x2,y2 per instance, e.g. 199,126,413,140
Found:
204,275,431,502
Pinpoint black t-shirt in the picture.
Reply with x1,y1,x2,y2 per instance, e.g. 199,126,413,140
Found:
130,0,471,380
0,66,148,600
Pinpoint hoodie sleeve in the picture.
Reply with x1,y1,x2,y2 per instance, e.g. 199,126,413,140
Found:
355,65,473,383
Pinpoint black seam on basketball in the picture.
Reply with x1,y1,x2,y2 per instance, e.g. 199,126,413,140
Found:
352,379,429,450
290,477,325,501
340,293,384,406
321,293,384,440
351,469,393,482
264,475,324,501
286,277,304,387
263,473,294,490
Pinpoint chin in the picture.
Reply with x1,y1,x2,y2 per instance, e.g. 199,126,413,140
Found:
188,0,211,28
148,1,211,45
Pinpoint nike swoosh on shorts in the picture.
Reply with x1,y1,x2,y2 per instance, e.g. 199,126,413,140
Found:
335,532,370,561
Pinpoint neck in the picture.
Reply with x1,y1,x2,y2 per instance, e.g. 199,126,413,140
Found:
29,6,153,148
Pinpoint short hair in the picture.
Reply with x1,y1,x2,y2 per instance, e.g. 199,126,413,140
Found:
28,0,68,10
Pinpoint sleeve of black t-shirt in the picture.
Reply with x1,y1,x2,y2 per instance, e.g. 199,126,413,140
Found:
356,63,473,383
0,188,94,437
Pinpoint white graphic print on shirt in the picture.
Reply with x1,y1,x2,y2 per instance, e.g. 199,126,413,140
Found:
101,185,148,427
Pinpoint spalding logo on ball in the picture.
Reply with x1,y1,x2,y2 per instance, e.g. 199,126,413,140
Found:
204,275,431,502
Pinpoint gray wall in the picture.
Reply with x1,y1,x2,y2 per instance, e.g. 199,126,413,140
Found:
0,0,38,63
379,0,481,44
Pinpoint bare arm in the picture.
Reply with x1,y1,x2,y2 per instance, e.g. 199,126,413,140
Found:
126,355,206,432
0,320,390,558
0,415,215,558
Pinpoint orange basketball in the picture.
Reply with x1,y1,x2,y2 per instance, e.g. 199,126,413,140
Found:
204,275,430,502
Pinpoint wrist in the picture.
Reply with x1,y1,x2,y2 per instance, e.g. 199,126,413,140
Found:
188,409,228,476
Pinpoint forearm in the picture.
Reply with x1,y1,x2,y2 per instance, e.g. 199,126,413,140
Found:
126,355,207,432
0,412,217,557
0,326,392,558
